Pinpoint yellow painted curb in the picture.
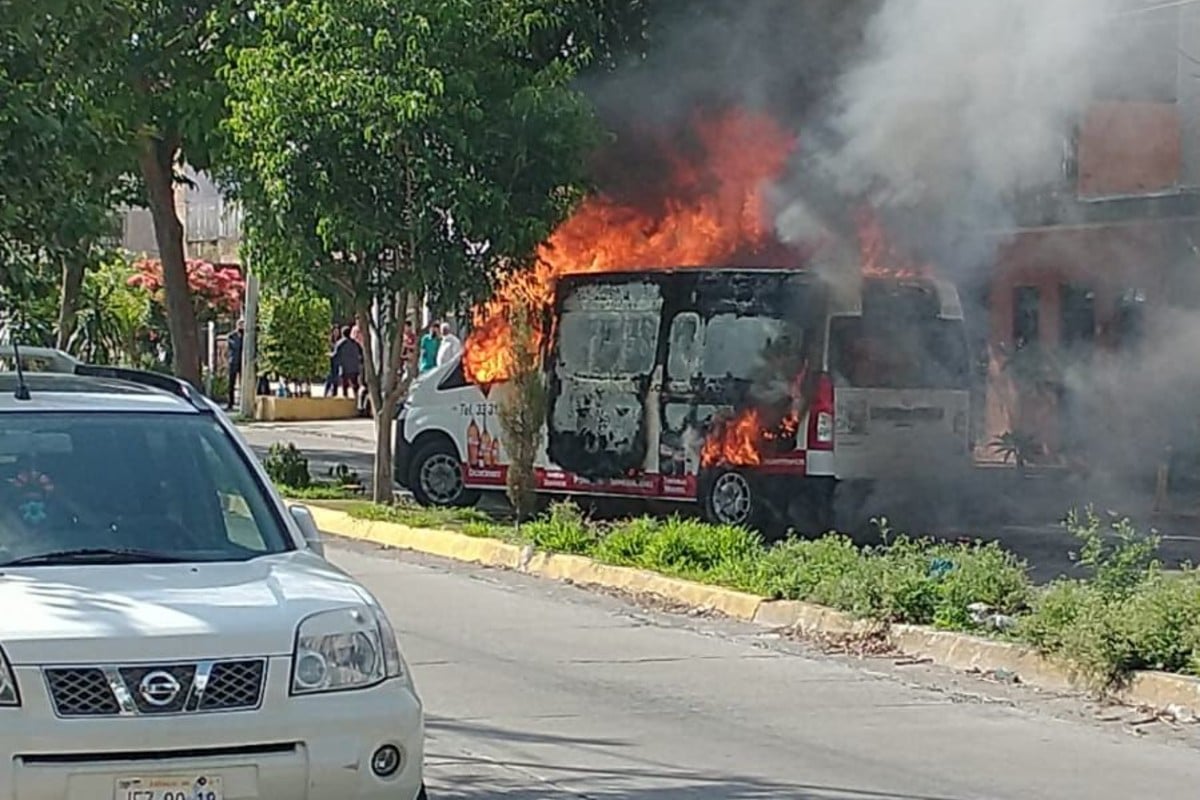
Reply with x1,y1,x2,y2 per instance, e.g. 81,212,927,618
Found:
1117,671,1200,715
305,505,525,570
754,600,882,637
526,552,763,620
255,396,358,422
294,502,1200,716
886,625,1078,692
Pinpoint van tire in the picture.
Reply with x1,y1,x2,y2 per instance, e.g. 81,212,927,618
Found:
700,468,764,529
409,439,480,508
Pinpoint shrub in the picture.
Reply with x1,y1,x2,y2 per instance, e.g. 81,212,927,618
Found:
258,288,332,383
522,501,595,554
496,304,547,522
594,517,660,566
264,442,310,488
740,535,862,602
1069,507,1161,598
639,516,763,581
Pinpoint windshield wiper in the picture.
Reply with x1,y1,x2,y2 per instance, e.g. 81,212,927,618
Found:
1,547,190,567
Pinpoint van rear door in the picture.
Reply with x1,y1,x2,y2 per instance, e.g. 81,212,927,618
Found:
546,278,664,479
829,308,971,480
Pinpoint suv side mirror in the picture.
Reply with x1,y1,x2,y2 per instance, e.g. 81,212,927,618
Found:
288,504,325,557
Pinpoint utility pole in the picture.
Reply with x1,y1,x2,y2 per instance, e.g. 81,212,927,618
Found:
239,263,260,419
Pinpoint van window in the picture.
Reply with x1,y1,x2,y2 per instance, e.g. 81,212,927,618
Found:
701,315,787,380
829,316,968,390
557,309,659,377
667,312,703,382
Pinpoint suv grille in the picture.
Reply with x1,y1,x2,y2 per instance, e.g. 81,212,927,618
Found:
44,660,267,718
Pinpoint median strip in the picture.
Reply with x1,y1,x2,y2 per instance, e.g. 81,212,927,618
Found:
292,497,1200,719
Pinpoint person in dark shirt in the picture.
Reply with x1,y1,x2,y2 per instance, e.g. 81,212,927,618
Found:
226,318,245,410
333,326,364,398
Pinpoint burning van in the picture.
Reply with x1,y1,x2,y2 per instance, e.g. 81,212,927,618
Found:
395,268,971,531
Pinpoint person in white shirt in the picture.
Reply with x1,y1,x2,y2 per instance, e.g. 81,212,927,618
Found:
437,322,462,366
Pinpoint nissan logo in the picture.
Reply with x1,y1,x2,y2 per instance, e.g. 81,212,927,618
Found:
138,670,183,707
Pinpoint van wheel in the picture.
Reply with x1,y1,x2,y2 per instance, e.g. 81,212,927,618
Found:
409,439,480,508
701,469,761,528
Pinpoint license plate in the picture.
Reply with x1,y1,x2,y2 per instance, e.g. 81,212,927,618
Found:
114,775,223,800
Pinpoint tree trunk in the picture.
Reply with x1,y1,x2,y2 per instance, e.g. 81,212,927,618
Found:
372,406,396,505
137,136,202,386
357,288,414,505
56,255,85,351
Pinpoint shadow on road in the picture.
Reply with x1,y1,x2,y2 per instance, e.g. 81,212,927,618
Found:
428,753,963,800
425,717,964,800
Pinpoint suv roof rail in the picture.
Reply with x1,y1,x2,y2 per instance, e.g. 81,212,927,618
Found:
0,345,210,411
73,365,210,410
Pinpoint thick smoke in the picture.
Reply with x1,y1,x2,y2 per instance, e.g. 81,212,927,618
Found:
777,0,1125,278
579,0,1200,535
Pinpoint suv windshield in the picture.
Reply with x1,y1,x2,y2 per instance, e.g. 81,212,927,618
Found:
0,413,291,566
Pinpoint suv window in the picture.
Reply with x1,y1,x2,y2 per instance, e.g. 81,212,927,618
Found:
830,316,969,390
0,413,291,565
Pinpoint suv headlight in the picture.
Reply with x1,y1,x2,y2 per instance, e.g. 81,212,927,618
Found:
290,606,404,695
0,647,20,706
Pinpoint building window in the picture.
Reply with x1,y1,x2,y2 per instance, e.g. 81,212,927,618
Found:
1013,286,1040,349
1060,284,1096,351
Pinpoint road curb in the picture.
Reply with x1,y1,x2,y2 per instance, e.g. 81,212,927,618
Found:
301,502,1200,716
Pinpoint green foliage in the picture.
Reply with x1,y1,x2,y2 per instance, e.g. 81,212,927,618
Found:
497,305,547,520
69,252,153,364
329,481,1200,685
1068,507,1161,597
1016,510,1186,687
347,499,494,532
521,501,596,554
280,483,361,501
258,289,332,383
263,442,310,488
0,2,134,300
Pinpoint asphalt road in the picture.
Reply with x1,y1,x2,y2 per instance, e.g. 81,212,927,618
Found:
244,420,1200,582
335,539,1200,799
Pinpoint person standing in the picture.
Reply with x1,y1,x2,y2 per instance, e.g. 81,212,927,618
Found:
437,321,462,366
401,320,417,382
323,325,340,397
418,321,441,374
333,326,364,398
226,318,245,410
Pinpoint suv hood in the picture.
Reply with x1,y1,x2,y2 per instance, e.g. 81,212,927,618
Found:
0,553,368,665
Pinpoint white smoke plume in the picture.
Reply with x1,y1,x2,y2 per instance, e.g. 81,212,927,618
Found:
777,0,1129,273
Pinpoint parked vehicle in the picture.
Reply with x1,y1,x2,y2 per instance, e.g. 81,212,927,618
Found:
396,268,971,531
0,347,425,800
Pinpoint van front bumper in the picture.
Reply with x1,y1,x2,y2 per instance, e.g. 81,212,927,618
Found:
1,659,424,800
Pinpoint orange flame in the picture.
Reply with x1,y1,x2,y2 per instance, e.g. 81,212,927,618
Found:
856,206,930,279
463,108,798,385
700,408,801,468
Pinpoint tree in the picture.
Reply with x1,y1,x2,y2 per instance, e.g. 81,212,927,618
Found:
259,289,332,387
0,1,135,333
223,0,605,503
497,304,547,521
113,0,254,386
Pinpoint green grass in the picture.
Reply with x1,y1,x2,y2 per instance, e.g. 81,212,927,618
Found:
278,482,364,501
322,495,1190,687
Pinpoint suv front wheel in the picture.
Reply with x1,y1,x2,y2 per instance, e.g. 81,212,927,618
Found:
408,439,480,508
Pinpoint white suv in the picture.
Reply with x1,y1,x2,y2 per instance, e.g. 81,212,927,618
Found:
0,348,425,800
